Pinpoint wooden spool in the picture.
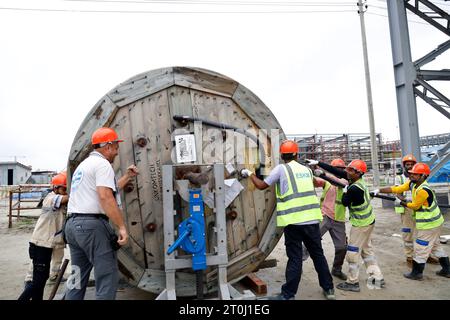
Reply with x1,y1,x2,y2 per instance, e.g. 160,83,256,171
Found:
68,67,285,296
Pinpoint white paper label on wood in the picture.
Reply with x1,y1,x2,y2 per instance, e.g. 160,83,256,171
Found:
175,134,197,163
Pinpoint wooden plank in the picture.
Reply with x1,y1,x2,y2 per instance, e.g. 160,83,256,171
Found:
232,84,283,132
127,101,159,267
225,102,260,250
255,258,278,270
107,67,175,108
174,67,239,98
68,96,118,176
117,249,145,287
138,90,173,269
110,107,146,269
253,189,267,241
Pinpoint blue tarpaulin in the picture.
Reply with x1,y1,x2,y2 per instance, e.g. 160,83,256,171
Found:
421,146,450,183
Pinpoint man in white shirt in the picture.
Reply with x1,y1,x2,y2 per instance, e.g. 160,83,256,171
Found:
64,127,138,300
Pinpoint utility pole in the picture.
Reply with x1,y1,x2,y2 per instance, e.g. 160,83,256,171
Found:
357,0,380,187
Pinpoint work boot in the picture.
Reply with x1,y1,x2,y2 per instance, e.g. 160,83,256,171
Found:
331,268,348,281
406,257,413,268
323,288,336,300
336,282,360,292
436,257,450,278
268,293,295,300
403,260,425,280
427,256,440,264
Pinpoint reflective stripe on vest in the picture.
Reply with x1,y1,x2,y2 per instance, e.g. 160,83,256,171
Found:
412,181,443,230
348,178,375,227
394,175,405,214
276,161,322,227
320,181,346,222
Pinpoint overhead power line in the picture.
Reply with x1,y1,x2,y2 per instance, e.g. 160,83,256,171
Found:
0,7,356,14
367,11,431,25
65,0,356,5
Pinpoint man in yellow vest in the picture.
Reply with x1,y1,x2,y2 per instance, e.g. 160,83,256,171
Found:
241,140,335,300
393,154,417,267
376,162,450,280
307,159,384,292
382,154,439,267
302,158,349,281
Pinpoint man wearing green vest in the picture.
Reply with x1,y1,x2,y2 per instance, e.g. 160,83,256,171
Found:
302,158,349,281
309,158,386,292
392,154,417,267
376,162,450,280
380,154,439,267
241,140,335,300
306,158,385,292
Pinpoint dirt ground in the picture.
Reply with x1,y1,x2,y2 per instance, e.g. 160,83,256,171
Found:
1,198,449,300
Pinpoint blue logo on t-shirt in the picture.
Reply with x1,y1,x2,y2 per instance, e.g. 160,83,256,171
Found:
71,169,83,192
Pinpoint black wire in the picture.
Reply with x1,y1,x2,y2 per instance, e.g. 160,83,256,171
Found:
65,0,357,5
0,6,356,13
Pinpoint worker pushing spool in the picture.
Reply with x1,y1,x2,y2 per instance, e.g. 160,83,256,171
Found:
68,67,286,297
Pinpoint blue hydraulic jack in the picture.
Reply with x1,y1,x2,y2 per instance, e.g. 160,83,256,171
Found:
158,164,237,300
167,189,207,298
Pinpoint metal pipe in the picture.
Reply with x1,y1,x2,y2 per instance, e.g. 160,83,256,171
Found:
173,115,266,173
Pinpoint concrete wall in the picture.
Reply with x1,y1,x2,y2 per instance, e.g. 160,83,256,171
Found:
0,163,32,185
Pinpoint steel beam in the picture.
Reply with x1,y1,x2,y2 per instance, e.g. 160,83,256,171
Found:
429,152,450,178
387,0,421,159
414,78,450,119
404,0,450,36
417,69,450,81
414,40,450,68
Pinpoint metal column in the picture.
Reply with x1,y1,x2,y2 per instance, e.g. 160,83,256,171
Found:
386,0,421,160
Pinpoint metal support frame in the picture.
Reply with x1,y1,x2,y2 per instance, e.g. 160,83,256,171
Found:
387,0,450,178
404,0,450,36
427,140,450,178
386,0,421,159
157,164,232,300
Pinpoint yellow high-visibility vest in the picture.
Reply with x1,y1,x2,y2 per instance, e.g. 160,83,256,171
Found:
348,178,375,227
412,181,443,230
275,161,322,227
394,174,405,214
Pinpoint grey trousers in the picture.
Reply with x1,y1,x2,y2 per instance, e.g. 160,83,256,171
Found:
64,216,119,300
303,215,347,271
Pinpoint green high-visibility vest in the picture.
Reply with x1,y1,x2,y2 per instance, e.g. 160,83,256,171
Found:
412,181,443,230
275,161,322,227
394,174,405,214
320,181,346,222
348,178,375,227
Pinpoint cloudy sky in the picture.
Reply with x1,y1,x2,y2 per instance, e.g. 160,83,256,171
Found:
0,0,449,171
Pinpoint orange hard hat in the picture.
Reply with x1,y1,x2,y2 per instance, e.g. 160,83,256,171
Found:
331,158,345,168
91,127,124,145
51,172,67,188
402,154,417,164
408,162,430,175
280,140,299,154
347,159,367,174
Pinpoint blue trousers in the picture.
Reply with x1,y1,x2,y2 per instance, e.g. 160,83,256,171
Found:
282,223,334,299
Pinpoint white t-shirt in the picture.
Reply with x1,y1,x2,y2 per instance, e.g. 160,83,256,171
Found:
264,164,289,195
68,151,120,214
